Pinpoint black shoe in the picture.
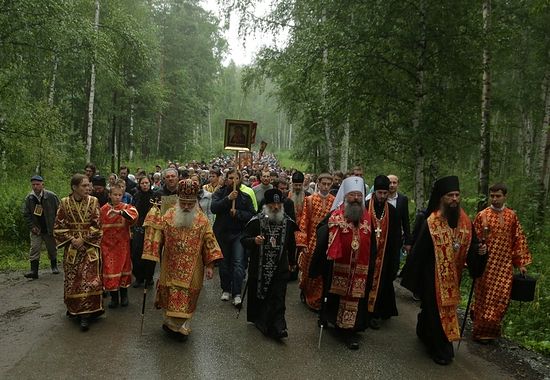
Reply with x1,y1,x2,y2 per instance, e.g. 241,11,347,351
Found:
162,324,187,342
108,291,119,308
51,259,60,274
433,356,451,365
132,279,143,288
24,260,39,279
345,338,360,350
120,288,129,307
368,318,381,330
80,317,90,332
274,329,289,339
474,338,493,345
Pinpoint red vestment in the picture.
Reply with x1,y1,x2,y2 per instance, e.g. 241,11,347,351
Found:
100,203,138,291
327,205,372,328
54,195,103,316
472,207,531,340
296,192,335,310
428,209,472,341
143,207,223,321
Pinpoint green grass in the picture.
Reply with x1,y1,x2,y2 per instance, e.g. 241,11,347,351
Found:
0,242,63,271
275,150,307,171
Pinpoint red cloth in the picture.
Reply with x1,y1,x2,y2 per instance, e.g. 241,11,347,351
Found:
100,203,138,291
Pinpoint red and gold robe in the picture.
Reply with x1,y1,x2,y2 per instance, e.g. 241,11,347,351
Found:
142,207,222,332
100,203,138,291
54,195,103,316
296,192,335,310
428,209,472,341
472,207,531,340
367,198,389,313
327,205,372,328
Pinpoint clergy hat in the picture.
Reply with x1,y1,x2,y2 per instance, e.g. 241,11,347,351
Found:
91,175,106,187
373,175,390,191
177,179,200,201
331,176,365,211
292,171,304,183
30,175,44,182
426,176,460,215
264,188,283,204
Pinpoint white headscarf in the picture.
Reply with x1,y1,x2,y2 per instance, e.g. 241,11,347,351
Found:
330,176,365,211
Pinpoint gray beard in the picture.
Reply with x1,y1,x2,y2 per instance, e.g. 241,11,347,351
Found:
344,201,364,224
289,191,304,207
174,203,197,228
262,205,284,224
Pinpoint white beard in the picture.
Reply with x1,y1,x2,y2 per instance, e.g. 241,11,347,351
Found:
289,191,304,207
174,202,197,228
262,204,284,224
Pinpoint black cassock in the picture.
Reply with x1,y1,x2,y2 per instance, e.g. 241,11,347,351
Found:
370,202,401,320
241,213,298,337
401,220,487,362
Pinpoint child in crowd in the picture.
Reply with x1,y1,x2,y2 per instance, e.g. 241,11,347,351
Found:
100,184,138,308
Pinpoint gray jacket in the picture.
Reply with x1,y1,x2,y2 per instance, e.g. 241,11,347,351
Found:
22,189,60,235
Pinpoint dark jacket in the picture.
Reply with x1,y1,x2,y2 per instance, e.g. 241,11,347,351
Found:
394,193,412,245
22,190,60,235
211,185,255,242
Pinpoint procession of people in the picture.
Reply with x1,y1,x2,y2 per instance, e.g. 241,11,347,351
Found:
22,151,533,366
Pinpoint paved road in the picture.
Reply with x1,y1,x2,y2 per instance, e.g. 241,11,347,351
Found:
0,268,545,379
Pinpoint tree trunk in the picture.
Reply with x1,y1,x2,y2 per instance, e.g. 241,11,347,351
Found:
412,0,427,212
477,0,492,211
110,91,117,173
340,118,350,173
129,96,135,162
48,54,58,107
536,63,550,222
208,102,213,153
322,9,335,172
156,113,162,156
288,123,293,149
522,111,534,176
85,0,100,163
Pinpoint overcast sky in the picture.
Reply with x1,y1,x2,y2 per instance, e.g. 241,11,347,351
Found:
200,0,287,66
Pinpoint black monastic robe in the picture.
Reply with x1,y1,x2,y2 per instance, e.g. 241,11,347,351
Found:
241,213,298,336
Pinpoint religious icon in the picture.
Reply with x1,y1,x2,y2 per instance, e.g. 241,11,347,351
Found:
224,119,254,151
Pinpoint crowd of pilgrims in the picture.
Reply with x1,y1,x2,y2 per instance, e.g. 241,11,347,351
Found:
26,151,531,367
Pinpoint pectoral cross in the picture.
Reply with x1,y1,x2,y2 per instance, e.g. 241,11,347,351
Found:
375,225,382,238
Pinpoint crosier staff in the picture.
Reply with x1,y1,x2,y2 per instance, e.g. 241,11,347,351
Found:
457,226,489,352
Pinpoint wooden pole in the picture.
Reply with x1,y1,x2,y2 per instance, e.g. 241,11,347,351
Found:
232,150,239,212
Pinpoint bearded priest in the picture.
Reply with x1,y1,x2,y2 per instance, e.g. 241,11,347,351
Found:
241,188,298,340
142,179,223,341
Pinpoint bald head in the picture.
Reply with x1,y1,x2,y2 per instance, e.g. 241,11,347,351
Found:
388,174,399,195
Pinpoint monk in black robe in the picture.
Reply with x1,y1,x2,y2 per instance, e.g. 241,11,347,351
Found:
366,175,401,327
401,176,487,365
241,189,298,339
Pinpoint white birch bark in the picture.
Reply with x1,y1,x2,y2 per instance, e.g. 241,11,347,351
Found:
48,54,58,107
412,0,426,211
322,9,335,172
340,119,350,173
85,0,100,162
537,65,550,214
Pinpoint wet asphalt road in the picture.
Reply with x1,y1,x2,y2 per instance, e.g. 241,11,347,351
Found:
0,269,518,379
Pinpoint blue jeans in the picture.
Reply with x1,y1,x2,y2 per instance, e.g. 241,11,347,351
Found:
219,235,246,297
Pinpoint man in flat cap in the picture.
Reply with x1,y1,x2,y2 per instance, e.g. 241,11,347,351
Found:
401,176,487,365
22,175,60,278
241,188,298,339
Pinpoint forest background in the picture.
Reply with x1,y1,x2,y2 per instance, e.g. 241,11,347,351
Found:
0,0,548,355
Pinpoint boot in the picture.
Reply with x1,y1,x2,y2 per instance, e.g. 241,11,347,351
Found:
108,291,119,308
51,259,60,274
79,316,90,332
120,288,129,307
24,260,39,279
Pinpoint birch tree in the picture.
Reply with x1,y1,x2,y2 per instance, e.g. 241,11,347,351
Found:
85,0,100,162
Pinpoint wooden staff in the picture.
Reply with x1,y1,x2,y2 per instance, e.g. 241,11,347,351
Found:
231,150,239,212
